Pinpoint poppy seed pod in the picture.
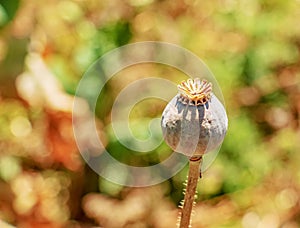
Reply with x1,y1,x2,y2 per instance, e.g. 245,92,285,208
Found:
161,78,228,157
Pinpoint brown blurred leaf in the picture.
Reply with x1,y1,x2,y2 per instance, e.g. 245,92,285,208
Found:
45,110,81,172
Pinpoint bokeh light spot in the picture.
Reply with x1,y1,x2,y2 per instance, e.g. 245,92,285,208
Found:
10,116,32,137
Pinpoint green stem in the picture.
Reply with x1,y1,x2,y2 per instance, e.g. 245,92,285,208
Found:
179,156,202,228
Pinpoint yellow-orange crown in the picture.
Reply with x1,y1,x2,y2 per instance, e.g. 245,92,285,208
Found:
177,78,212,105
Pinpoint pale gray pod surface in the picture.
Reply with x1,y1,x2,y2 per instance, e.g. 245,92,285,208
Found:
161,80,228,157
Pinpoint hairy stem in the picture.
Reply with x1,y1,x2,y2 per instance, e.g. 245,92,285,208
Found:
179,156,202,228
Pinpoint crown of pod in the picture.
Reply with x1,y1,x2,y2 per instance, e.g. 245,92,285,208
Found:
177,78,212,106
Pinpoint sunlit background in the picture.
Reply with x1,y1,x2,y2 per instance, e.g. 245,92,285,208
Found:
1,0,300,227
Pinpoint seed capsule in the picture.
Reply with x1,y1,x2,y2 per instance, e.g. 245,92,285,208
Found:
161,78,228,157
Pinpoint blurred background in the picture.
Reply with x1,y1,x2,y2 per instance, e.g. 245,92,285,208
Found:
0,0,300,227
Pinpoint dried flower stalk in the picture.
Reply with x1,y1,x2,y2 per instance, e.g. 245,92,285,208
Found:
179,156,202,228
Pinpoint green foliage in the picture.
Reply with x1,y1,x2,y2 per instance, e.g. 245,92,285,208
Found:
0,0,19,27
93,21,132,57
219,114,269,192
